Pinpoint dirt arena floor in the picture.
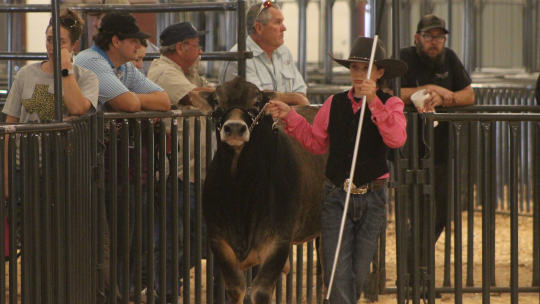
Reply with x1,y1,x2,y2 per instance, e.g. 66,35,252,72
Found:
5,211,539,303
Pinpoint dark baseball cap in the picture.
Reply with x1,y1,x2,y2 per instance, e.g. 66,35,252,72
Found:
416,14,449,34
99,12,151,40
159,22,209,47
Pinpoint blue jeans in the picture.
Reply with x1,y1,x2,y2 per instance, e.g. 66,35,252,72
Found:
320,180,387,304
153,178,204,296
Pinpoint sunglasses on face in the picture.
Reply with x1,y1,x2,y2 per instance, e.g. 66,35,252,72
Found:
254,0,276,22
49,16,77,28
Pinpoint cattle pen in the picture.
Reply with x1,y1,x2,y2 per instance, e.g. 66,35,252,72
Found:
2,88,539,304
1,0,540,302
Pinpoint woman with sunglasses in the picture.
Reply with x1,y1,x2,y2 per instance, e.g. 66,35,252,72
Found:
3,8,98,126
2,9,98,202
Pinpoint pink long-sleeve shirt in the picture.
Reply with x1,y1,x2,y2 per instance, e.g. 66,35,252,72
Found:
281,88,407,180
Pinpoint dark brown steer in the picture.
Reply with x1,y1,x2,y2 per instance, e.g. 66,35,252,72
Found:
190,77,326,304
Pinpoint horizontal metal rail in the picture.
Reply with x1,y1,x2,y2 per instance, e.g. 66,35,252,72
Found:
423,112,540,121
0,51,252,61
0,122,72,133
0,2,238,13
103,109,206,119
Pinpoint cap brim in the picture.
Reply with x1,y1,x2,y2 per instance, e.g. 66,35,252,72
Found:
191,30,209,38
419,26,449,34
328,53,408,79
125,31,152,40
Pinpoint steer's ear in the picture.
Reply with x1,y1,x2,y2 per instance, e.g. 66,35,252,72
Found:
189,91,216,115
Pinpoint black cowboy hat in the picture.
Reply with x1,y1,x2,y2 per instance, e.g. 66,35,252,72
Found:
329,37,408,79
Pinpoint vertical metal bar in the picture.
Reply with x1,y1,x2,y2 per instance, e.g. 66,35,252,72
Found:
425,114,436,304
80,11,89,50
286,249,293,303
316,237,322,303
0,134,5,304
205,116,214,304
121,120,130,304
205,11,216,78
297,0,309,79
446,0,452,48
182,118,190,303
54,131,67,304
490,122,497,286
534,122,540,294
275,275,282,304
296,244,303,304
410,113,420,303
5,0,14,90
146,118,155,304
453,122,463,303
379,212,387,294
133,119,143,304
7,134,18,304
194,118,202,304
481,122,491,304
392,0,401,98
394,117,406,304
306,240,314,303
171,117,180,304
40,133,53,304
443,131,453,288
323,0,335,83
523,0,534,72
158,118,167,304
237,0,246,79
508,122,520,304
462,0,474,73
466,121,476,287
533,122,540,289
51,0,63,122
96,114,106,304
20,134,31,304
66,129,74,304
110,120,118,304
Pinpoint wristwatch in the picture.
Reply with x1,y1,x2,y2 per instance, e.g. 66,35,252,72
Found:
61,68,74,77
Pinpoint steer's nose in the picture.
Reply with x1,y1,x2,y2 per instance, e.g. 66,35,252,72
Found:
223,121,247,137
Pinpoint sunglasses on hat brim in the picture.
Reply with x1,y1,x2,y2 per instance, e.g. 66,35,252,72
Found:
254,0,276,22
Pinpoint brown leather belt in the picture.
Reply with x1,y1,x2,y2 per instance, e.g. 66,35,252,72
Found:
343,178,387,195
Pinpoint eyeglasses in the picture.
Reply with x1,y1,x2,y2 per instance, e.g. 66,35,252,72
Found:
49,16,77,28
184,42,203,51
421,33,446,43
254,0,276,22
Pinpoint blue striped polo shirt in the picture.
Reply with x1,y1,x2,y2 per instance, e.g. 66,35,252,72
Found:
74,44,164,112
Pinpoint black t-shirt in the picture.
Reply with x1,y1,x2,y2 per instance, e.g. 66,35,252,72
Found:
400,46,472,164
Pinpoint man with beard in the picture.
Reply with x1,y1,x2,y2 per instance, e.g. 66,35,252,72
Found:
146,21,215,303
398,14,474,288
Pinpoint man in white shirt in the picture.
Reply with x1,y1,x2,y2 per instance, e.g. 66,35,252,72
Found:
219,2,308,105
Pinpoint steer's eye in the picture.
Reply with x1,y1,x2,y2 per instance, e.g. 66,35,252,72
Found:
250,101,261,114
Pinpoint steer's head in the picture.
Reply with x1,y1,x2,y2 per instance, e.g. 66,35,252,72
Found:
190,76,276,147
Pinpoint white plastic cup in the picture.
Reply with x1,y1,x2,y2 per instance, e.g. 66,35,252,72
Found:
411,89,432,113
411,89,438,126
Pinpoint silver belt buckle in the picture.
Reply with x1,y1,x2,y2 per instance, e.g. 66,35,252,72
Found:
344,179,368,195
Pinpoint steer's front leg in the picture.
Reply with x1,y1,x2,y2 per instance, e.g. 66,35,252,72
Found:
211,239,247,304
251,239,291,304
